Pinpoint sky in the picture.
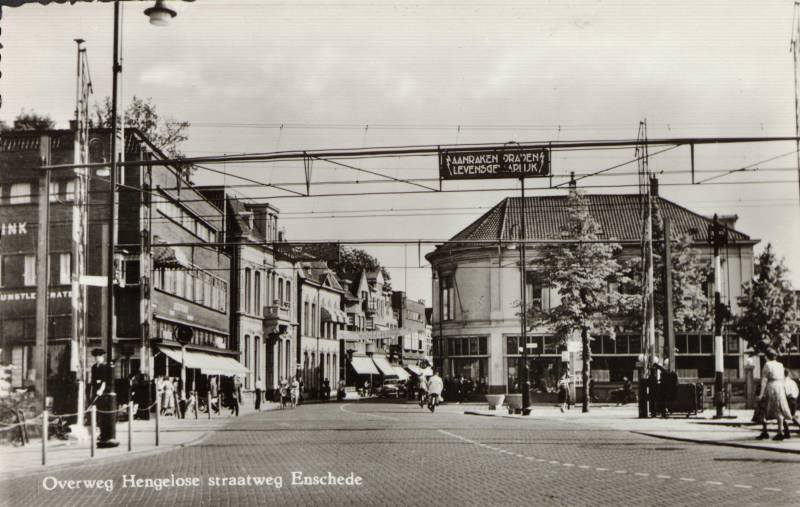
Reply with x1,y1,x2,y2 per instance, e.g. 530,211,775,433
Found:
2,0,800,303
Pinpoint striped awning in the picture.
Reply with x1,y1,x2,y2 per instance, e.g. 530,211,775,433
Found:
159,347,248,376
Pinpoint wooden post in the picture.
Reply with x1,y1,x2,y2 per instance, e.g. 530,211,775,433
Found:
127,402,133,451
90,406,96,457
207,391,211,420
41,409,48,466
155,394,160,446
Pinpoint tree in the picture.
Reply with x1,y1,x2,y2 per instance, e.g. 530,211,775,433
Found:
525,190,623,412
94,96,191,176
331,247,392,288
9,111,55,130
733,244,798,355
618,203,713,340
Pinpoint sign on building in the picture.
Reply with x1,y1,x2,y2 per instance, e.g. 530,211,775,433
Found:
438,147,550,180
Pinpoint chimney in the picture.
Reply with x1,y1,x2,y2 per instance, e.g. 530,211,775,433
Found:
568,171,576,189
716,214,738,229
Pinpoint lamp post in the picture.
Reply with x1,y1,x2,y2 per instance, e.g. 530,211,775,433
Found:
98,0,178,449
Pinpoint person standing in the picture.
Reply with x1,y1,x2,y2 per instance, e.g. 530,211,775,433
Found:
557,371,570,413
290,377,300,408
224,377,240,416
209,376,219,414
782,369,800,438
757,349,793,440
255,377,263,411
279,377,289,409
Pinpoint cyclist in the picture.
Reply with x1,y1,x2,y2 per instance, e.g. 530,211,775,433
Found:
426,369,444,413
418,375,428,408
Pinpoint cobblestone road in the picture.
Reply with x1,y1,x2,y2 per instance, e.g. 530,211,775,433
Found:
2,402,799,506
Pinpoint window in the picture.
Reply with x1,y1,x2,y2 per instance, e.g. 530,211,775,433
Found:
59,253,71,285
441,274,455,321
1,255,24,287
525,271,544,311
278,279,284,304
311,303,317,337
10,182,31,204
49,181,59,203
24,255,36,286
285,281,291,305
175,269,185,298
244,268,252,314
254,271,261,315
64,180,75,202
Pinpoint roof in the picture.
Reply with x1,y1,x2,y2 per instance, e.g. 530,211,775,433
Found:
446,193,752,244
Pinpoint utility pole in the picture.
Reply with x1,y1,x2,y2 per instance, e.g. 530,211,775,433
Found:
708,214,728,418
519,178,531,415
791,1,800,207
98,0,122,448
662,216,675,372
35,135,52,409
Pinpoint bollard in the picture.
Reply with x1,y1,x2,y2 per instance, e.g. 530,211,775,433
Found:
90,406,96,458
155,395,160,447
128,403,133,452
42,410,48,466
207,391,211,420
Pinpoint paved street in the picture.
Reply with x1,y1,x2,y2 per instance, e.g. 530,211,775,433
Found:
2,402,800,506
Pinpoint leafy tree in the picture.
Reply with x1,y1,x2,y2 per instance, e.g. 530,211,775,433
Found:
10,111,55,130
332,247,392,289
94,96,191,176
733,244,798,355
525,190,623,412
618,202,713,342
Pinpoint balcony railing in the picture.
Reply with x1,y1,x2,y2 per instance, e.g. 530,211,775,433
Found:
264,304,291,322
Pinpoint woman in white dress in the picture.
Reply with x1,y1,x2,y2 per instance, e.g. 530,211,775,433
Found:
758,349,793,441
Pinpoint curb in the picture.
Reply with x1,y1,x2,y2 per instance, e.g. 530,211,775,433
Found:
0,409,265,481
630,431,800,455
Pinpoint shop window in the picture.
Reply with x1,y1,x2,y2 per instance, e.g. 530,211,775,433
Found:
1,255,25,287
688,335,700,354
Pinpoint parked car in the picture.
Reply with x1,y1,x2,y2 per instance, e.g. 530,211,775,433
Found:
379,379,406,398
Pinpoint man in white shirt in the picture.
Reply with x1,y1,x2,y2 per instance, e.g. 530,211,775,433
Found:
426,370,444,413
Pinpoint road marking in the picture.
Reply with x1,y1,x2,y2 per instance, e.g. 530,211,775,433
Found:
536,459,546,462
338,404,399,421
614,470,627,474
563,463,574,467
595,468,609,472
706,481,723,486
680,478,696,482
635,473,649,477
516,454,525,458
656,475,671,479
763,487,781,492
733,484,753,489
549,460,560,464
578,465,591,469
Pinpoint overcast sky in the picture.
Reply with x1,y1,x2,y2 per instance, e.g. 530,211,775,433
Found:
3,0,799,302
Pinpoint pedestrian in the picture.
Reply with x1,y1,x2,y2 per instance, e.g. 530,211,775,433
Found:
209,376,220,414
255,376,263,411
279,377,289,409
224,377,240,416
757,349,793,440
557,371,570,413
290,377,300,408
426,369,444,413
782,369,800,438
161,377,175,416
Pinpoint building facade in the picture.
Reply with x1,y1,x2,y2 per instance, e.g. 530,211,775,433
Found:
0,129,239,415
426,193,758,394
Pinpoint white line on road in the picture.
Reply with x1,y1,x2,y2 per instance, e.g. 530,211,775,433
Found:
679,478,696,482
338,404,399,421
705,481,723,485
733,484,753,489
763,487,781,492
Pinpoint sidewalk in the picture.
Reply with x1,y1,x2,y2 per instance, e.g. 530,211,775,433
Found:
0,401,279,479
463,404,800,454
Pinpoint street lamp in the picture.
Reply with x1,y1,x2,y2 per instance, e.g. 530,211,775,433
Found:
98,0,178,449
144,0,178,26
508,220,531,415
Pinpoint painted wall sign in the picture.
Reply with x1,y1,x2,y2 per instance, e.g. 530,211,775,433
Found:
0,222,28,237
439,148,550,180
0,290,71,302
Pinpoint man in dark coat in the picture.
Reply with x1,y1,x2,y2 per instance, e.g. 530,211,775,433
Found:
89,348,111,405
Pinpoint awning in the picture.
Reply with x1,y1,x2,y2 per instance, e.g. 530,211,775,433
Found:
152,243,189,268
350,356,380,376
159,347,248,376
321,308,335,323
393,366,410,380
372,356,398,377
405,364,423,376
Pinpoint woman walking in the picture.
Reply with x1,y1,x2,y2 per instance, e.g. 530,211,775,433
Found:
757,349,793,441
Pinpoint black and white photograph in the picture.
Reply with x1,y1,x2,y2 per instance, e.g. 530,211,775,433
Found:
1,0,800,505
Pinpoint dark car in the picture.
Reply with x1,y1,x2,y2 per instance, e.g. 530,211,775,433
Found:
379,379,406,398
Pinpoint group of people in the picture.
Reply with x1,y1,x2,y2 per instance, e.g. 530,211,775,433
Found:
274,377,301,409
756,349,800,440
407,374,485,404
